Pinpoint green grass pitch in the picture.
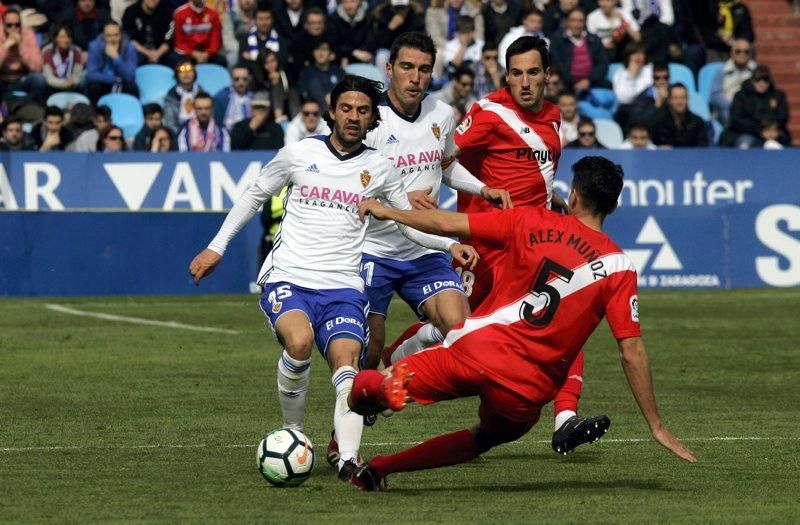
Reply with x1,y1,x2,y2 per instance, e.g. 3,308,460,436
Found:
1,289,799,523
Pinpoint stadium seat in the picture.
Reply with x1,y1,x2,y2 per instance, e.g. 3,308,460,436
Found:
711,119,723,145
46,91,90,109
577,87,617,120
595,118,624,149
698,61,723,104
669,63,696,93
344,63,387,87
606,62,622,84
136,64,175,105
689,90,711,122
97,93,144,138
196,64,231,96
280,120,290,132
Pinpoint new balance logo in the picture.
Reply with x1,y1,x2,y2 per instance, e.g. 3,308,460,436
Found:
519,126,531,134
386,134,399,144
306,163,319,173
624,216,683,272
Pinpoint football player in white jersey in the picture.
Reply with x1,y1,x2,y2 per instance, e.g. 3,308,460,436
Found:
359,32,510,372
189,75,479,481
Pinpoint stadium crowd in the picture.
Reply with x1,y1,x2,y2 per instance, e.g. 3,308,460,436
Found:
0,0,791,153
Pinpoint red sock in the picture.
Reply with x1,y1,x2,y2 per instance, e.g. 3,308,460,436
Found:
370,429,479,478
388,323,424,352
554,350,584,414
349,370,385,414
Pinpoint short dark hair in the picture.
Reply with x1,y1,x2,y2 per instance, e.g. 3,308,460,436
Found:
456,15,475,33
3,116,23,130
96,105,112,120
303,6,325,22
194,91,213,103
50,23,73,42
44,106,64,119
622,41,646,67
571,156,624,216
577,117,595,131
482,41,498,53
520,8,544,20
557,88,577,101
628,121,649,135
653,63,669,75
2,7,20,21
255,3,273,15
310,36,332,52
505,35,550,72
323,74,383,133
389,31,436,66
143,103,163,117
103,20,121,31
668,83,687,97
453,66,475,81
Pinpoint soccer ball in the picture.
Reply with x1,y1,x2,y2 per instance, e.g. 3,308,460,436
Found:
257,428,315,487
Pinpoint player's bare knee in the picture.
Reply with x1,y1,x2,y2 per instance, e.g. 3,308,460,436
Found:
282,333,314,360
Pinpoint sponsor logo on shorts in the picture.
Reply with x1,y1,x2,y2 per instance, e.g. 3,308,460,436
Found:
630,295,639,322
422,280,464,294
325,316,365,330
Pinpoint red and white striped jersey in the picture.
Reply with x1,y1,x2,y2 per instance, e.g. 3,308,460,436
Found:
444,206,641,403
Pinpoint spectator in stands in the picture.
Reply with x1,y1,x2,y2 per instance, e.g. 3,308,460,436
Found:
372,0,426,53
63,0,111,51
213,63,253,131
550,8,610,94
628,62,668,126
172,0,225,66
710,38,756,127
474,41,502,99
205,0,239,68
722,66,790,148
231,0,257,38
0,115,35,150
287,7,329,80
498,9,548,71
543,0,596,38
163,58,199,133
41,24,85,97
759,119,784,150
252,48,294,122
97,123,126,151
544,67,564,102
177,91,230,151
273,0,305,52
434,65,476,110
557,88,579,147
329,0,376,67
149,125,174,151
587,0,640,62
230,90,283,150
612,41,651,131
443,16,483,78
32,105,74,151
67,103,111,151
86,21,138,103
238,4,288,68
65,102,95,137
122,0,175,66
620,0,673,65
111,0,136,24
668,0,711,75
483,0,520,47
566,117,606,148
717,0,754,48
620,120,656,149
284,98,328,144
650,83,708,148
296,38,344,109
0,8,45,102
133,102,173,150
427,0,484,78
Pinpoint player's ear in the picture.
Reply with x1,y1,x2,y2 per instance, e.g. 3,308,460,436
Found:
568,187,578,211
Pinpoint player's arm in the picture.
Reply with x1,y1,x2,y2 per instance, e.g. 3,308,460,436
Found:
359,199,471,238
189,149,291,284
617,336,697,464
551,191,568,214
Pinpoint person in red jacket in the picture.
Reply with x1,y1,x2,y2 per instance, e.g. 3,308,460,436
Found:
172,0,227,66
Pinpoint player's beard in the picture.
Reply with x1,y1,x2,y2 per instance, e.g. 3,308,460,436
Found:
334,120,364,149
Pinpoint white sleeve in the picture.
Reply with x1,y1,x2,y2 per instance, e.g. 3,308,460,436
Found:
379,166,457,252
207,148,292,255
442,160,484,196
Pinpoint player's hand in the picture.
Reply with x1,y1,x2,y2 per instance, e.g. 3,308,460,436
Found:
449,243,479,270
651,425,697,464
189,248,222,285
480,186,512,209
407,188,437,210
358,198,391,222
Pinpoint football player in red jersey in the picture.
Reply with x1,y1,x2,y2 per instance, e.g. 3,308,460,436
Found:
347,156,697,490
385,35,604,455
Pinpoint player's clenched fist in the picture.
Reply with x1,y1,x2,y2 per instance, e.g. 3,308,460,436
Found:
449,243,479,270
358,198,390,222
189,248,222,285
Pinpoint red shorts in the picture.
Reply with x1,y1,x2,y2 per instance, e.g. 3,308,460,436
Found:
399,345,542,440
453,249,506,312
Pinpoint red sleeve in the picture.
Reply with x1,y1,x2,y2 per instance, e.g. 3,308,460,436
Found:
604,270,642,340
173,10,189,54
207,10,222,55
454,104,493,152
467,208,518,247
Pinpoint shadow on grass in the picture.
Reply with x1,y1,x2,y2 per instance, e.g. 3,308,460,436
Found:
392,478,670,494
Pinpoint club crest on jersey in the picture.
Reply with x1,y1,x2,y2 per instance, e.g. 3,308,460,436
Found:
272,301,282,314
431,123,441,140
360,170,371,188
456,116,472,135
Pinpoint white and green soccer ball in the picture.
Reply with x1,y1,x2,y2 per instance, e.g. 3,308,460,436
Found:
257,428,314,487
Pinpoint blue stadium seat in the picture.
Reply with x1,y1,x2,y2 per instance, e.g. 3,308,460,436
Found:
344,63,386,87
689,90,711,121
669,63,696,93
97,93,144,138
46,92,90,109
698,61,723,104
595,118,624,149
606,62,622,84
136,64,175,105
196,64,231,96
711,119,723,145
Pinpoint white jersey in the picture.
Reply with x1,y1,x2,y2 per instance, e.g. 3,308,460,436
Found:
207,135,455,291
363,94,456,261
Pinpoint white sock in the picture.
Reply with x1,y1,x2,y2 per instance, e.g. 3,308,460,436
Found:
276,350,311,431
391,323,444,364
554,410,577,432
331,365,363,469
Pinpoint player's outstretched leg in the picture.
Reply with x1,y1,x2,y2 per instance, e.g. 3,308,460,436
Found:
348,364,413,415
390,323,444,364
382,322,424,367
